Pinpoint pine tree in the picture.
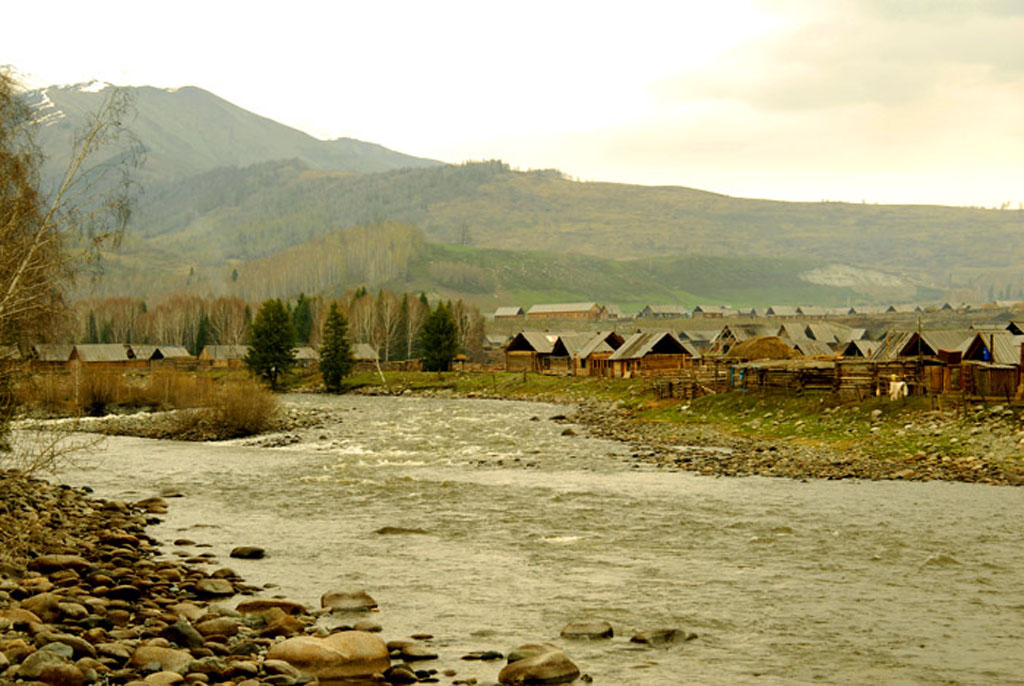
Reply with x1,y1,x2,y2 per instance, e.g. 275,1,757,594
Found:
85,312,99,344
319,303,355,392
193,314,211,356
245,299,296,390
418,301,459,372
292,293,313,344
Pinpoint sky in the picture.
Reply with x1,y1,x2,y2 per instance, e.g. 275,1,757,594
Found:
5,0,1023,208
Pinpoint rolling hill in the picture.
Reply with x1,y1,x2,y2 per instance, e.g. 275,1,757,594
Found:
24,81,1024,306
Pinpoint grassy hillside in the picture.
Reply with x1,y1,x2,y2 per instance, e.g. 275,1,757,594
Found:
123,160,1024,281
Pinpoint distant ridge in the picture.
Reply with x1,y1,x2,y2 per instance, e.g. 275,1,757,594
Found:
23,82,443,182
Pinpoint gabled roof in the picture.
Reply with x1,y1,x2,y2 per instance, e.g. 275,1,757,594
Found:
804,323,839,344
32,344,74,362
505,331,561,354
494,306,524,317
840,340,880,357
872,330,973,359
295,346,320,361
887,304,922,314
777,323,808,342
604,305,624,318
72,344,134,362
200,345,250,360
640,304,689,317
693,304,738,316
796,306,829,317
852,305,887,315
677,328,720,342
577,331,625,359
527,302,599,315
609,331,699,360
550,333,595,358
963,333,1024,366
353,343,379,361
766,306,799,316
791,338,836,357
131,344,192,361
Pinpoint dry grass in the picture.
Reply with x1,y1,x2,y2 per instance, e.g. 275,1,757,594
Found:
207,378,280,438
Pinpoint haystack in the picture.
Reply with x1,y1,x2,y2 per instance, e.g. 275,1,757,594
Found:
725,336,801,360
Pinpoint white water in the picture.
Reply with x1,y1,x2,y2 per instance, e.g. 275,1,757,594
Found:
54,394,1024,685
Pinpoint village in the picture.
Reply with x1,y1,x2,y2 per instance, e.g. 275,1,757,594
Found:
492,300,1024,404
4,299,1023,410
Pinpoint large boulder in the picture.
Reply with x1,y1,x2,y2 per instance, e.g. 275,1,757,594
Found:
27,555,92,573
321,589,377,612
499,643,580,685
128,646,194,674
265,631,389,682
560,620,613,639
235,598,307,616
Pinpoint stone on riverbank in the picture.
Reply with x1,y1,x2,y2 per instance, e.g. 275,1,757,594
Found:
229,546,265,560
560,620,613,639
321,589,378,612
499,643,579,685
265,631,390,681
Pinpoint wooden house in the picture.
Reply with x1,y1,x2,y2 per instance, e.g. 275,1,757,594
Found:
31,344,74,371
796,305,829,318
606,332,700,378
839,340,879,358
294,346,320,369
526,303,605,321
494,306,525,320
547,334,593,374
198,345,250,368
766,305,799,317
870,330,973,361
504,331,560,372
70,344,145,369
677,328,721,351
568,331,625,376
637,305,690,319
692,305,738,318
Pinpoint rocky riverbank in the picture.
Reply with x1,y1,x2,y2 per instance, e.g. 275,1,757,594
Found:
0,473,594,686
372,385,1024,486
565,399,1024,486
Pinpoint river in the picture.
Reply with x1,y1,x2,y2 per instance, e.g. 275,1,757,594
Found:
54,394,1024,685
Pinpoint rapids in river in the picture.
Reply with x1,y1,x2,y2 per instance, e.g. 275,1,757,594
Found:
55,394,1024,685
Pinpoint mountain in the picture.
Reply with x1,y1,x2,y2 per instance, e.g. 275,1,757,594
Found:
24,81,1024,306
24,81,441,183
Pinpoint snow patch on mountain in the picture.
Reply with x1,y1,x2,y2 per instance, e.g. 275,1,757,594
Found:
800,264,909,289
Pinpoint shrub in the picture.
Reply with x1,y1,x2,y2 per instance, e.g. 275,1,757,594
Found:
207,378,280,439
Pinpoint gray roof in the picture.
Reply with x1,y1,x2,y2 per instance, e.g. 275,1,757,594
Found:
965,332,1024,365
678,328,720,342
640,304,689,317
777,323,809,342
609,331,700,361
841,340,880,357
797,306,829,316
804,323,839,344
506,331,561,354
871,330,973,359
577,331,625,359
353,343,379,361
131,344,193,361
551,333,596,357
72,344,134,362
32,344,74,362
767,306,800,317
201,345,250,360
527,302,599,315
494,306,524,317
295,346,320,361
791,339,836,357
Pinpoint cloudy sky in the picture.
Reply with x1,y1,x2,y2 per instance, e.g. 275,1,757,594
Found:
6,0,1023,207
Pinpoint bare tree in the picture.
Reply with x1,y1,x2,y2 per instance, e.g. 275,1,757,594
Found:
1,68,142,468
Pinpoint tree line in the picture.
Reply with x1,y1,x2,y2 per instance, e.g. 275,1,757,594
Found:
67,288,485,360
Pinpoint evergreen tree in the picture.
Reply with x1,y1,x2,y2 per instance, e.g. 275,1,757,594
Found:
85,312,99,344
319,303,355,392
418,301,459,372
100,320,114,344
292,292,313,344
244,299,296,390
193,314,211,356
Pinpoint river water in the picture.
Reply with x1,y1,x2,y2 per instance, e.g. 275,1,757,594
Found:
54,394,1024,685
